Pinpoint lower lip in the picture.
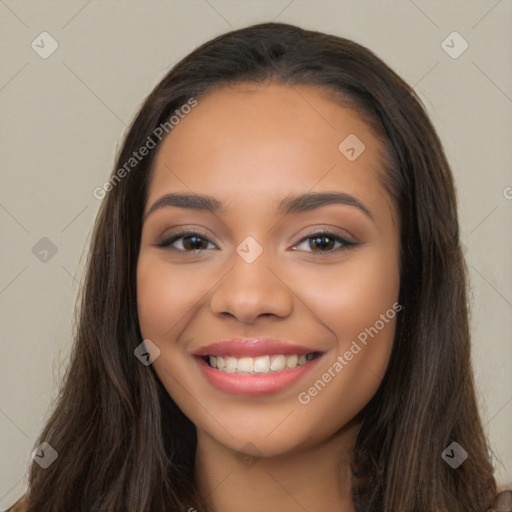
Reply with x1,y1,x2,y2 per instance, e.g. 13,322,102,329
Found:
195,355,322,396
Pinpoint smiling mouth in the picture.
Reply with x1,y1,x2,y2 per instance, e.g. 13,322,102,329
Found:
199,352,322,375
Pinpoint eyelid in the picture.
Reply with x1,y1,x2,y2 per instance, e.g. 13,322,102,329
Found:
294,227,356,245
156,227,357,254
291,229,357,253
156,229,218,249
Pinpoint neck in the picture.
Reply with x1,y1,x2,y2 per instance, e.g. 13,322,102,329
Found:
194,420,360,512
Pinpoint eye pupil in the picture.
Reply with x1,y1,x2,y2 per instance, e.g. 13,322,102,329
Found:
183,236,205,251
311,235,334,251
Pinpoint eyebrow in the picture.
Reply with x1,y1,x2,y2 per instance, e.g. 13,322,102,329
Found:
144,191,374,221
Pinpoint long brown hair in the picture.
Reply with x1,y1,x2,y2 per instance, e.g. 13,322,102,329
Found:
22,22,496,511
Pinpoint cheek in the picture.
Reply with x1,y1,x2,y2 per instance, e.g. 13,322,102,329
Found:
295,247,400,345
136,256,200,340
336,264,399,346
290,249,399,425
137,259,172,340
137,249,225,338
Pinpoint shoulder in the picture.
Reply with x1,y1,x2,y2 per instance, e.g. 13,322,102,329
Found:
490,488,512,511
4,495,26,512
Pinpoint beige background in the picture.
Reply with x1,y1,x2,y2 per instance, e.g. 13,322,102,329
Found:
1,0,511,507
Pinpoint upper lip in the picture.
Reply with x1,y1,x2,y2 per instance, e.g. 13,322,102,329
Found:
193,338,322,358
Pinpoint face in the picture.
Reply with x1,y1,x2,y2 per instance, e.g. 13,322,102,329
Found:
137,82,400,458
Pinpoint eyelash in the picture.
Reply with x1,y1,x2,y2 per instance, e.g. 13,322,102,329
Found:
156,229,357,255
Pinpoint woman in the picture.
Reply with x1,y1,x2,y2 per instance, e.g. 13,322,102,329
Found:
7,22,508,511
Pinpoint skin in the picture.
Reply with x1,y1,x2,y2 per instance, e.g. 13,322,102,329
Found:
137,82,400,512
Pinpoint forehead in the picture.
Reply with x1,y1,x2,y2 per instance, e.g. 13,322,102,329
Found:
146,82,393,221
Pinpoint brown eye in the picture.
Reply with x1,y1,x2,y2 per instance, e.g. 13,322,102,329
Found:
157,231,216,252
309,234,336,252
294,231,356,254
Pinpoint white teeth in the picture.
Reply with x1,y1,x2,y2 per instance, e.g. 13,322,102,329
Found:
225,356,238,373
237,357,253,373
253,355,270,373
286,354,298,368
206,353,316,374
270,354,286,371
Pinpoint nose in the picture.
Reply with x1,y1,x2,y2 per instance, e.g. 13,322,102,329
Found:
209,250,294,324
